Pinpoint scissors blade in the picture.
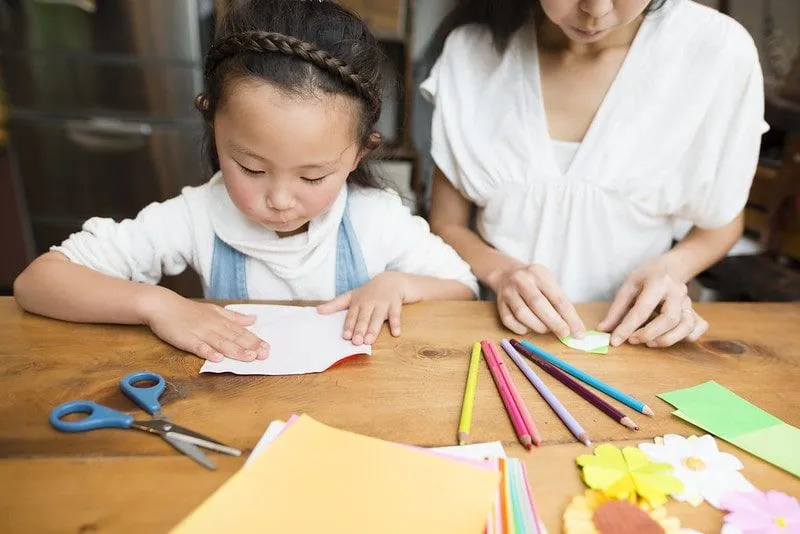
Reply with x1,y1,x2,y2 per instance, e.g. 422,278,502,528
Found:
138,420,241,457
163,433,216,470
167,429,242,457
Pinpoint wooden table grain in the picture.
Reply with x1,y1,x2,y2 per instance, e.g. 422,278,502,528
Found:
1,298,798,533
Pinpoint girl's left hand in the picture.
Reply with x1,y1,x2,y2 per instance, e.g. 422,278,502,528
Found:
317,272,415,345
598,260,709,348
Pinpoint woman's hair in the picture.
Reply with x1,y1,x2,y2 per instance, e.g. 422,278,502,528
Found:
197,0,386,189
424,0,668,65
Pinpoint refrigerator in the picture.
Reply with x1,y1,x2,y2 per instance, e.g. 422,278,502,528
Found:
0,0,215,269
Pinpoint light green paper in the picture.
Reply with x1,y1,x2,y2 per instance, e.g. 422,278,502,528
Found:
672,412,800,478
660,382,800,478
559,329,610,355
658,381,782,438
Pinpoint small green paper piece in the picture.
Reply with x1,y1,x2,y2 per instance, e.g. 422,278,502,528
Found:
659,381,800,478
559,329,611,355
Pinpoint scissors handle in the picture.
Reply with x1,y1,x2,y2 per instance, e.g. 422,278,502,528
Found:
120,371,166,416
50,401,133,432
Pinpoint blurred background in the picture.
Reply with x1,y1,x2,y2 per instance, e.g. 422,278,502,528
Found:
0,0,798,300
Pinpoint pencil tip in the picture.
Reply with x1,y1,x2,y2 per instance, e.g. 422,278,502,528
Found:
457,432,467,445
584,439,592,446
578,434,591,447
643,405,655,416
521,436,533,449
621,416,639,430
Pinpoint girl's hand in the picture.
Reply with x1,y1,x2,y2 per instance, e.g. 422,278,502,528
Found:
144,292,270,362
599,260,709,348
489,263,585,339
317,272,414,345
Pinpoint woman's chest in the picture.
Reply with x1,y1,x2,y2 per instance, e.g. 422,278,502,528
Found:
537,47,630,143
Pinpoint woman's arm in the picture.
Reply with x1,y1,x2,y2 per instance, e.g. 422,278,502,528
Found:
598,214,742,346
427,167,522,289
428,166,585,338
661,213,744,283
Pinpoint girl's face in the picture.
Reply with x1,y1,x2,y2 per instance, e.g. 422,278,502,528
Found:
539,0,651,43
214,79,364,236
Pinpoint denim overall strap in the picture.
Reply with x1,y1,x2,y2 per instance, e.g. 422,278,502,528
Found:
335,200,370,295
208,235,249,300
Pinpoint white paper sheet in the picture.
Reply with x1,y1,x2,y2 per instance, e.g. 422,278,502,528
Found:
199,304,371,375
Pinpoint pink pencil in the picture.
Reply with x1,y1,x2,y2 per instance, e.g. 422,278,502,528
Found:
492,342,542,447
484,340,542,446
481,340,533,449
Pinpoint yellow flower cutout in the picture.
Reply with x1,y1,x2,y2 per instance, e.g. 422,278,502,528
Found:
563,490,683,534
576,444,684,507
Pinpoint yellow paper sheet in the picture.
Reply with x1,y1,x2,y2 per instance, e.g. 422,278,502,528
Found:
171,415,500,534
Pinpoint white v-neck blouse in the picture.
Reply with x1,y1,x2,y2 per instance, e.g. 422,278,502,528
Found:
421,0,768,302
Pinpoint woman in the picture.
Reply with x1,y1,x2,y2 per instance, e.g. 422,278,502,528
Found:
423,0,767,347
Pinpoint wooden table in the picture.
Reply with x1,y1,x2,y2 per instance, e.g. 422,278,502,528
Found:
1,298,798,533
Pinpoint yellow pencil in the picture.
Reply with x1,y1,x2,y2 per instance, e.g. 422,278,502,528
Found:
458,341,481,445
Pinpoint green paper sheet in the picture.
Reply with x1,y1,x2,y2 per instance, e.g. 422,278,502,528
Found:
659,382,800,478
559,329,610,355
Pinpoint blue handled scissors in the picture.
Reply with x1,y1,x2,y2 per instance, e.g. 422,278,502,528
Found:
49,371,241,470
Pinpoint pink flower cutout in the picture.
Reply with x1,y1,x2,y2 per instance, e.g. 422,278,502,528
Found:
721,490,800,534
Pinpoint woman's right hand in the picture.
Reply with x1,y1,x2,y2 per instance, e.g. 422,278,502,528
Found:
489,263,586,339
143,291,270,362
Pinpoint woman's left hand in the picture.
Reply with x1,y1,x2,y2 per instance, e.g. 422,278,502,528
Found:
317,272,414,346
598,259,709,348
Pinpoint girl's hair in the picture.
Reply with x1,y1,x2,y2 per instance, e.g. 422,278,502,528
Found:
197,0,385,189
423,0,668,66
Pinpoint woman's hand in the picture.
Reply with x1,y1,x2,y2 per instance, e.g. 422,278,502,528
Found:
317,272,416,345
489,263,586,339
144,292,270,362
599,259,708,347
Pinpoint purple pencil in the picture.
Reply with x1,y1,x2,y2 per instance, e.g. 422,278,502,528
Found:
510,339,639,431
501,339,591,446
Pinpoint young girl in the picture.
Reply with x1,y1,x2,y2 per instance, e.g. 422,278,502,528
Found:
13,0,477,362
424,0,767,348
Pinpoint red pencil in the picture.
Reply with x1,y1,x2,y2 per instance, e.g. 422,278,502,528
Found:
481,340,534,449
510,339,639,431
485,340,542,446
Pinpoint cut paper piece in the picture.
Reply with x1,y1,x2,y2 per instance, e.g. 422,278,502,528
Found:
172,415,500,534
563,490,684,534
576,444,683,507
559,329,611,355
658,381,800,477
720,490,800,534
200,304,371,375
638,434,754,508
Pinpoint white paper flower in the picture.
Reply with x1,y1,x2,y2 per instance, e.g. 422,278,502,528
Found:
639,434,754,508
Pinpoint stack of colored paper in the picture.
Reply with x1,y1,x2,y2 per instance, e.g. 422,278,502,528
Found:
245,418,547,534
171,415,501,533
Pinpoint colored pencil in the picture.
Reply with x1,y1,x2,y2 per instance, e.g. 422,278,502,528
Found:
511,340,639,430
481,340,533,449
486,340,542,446
457,342,482,445
520,339,654,416
501,339,591,446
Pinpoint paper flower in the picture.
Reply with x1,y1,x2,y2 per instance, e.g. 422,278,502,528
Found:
639,434,754,508
563,489,683,534
720,490,800,534
576,444,683,507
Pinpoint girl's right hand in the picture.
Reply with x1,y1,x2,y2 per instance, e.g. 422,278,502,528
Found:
489,263,586,339
143,291,269,362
